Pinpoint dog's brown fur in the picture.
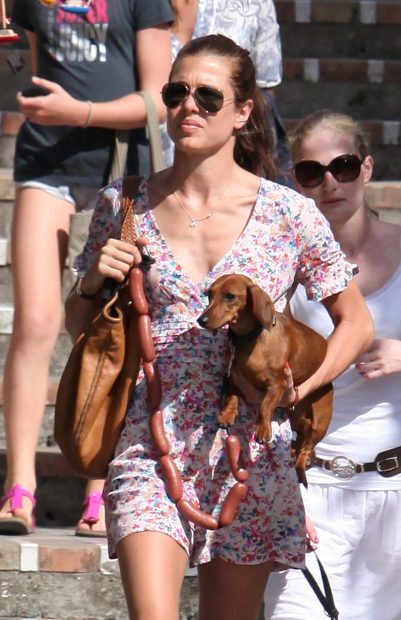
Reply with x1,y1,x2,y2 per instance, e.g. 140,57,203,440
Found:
198,274,333,486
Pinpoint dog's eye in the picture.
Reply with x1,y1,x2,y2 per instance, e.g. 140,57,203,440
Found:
224,293,236,302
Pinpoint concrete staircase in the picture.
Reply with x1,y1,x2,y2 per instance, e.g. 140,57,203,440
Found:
275,0,401,180
1,1,401,617
0,527,202,619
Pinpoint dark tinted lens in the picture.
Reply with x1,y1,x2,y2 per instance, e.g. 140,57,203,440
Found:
295,154,363,188
330,155,362,182
294,161,325,188
195,86,224,113
162,82,189,108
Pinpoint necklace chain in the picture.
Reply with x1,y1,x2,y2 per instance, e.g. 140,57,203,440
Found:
173,178,235,229
173,190,214,228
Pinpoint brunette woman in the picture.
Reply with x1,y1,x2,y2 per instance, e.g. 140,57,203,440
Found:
66,40,373,619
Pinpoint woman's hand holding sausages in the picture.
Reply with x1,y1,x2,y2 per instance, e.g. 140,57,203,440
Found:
64,236,147,340
79,236,148,295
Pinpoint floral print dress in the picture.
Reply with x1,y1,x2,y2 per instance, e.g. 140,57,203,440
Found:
75,176,353,567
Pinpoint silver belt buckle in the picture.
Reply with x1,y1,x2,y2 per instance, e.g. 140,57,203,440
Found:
377,456,399,473
327,456,357,480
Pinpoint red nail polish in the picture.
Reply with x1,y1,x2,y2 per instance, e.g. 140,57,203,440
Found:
284,361,289,370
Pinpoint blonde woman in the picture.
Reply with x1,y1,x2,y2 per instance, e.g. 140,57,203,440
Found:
265,110,401,620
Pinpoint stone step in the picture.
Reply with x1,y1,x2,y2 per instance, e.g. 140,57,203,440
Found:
284,119,401,148
276,81,399,120
0,379,62,409
0,113,22,169
0,443,92,529
0,199,13,237
0,392,66,450
276,0,401,25
0,236,8,265
283,57,401,84
0,168,14,199
0,309,71,369
0,270,14,307
0,134,16,169
0,265,73,305
0,528,201,620
0,446,74,478
0,305,14,335
0,376,69,451
280,20,401,60
0,449,85,528
0,404,58,452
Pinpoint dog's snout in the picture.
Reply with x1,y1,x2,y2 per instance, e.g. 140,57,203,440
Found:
197,315,208,328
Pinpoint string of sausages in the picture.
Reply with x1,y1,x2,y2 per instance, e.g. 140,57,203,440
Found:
129,266,249,530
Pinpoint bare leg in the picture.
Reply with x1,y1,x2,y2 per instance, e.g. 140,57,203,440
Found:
198,556,274,620
116,531,188,620
1,188,74,525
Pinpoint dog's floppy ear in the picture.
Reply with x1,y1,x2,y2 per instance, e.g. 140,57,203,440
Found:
248,284,275,328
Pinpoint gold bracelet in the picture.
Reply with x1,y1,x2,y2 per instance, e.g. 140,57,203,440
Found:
76,276,97,300
82,100,93,129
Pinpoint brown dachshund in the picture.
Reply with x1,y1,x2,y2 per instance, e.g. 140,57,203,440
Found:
198,273,333,486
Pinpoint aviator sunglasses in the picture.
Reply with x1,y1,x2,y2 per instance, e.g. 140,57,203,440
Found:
294,154,364,188
161,81,234,114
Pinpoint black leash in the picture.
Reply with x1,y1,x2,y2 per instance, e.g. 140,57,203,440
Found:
301,552,339,619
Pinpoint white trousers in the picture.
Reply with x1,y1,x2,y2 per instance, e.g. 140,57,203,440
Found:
264,485,401,620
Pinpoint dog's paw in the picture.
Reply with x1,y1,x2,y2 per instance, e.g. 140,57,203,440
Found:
218,413,236,429
255,424,272,444
296,466,308,488
254,431,270,444
255,436,267,445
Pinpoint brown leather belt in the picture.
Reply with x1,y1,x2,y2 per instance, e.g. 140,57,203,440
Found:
309,446,401,480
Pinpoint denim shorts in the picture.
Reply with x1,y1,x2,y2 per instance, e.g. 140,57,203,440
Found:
15,180,99,212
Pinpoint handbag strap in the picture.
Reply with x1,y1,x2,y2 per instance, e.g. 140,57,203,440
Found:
120,176,142,244
108,130,130,183
118,93,164,237
302,552,339,619
100,176,142,302
108,91,165,183
137,90,165,173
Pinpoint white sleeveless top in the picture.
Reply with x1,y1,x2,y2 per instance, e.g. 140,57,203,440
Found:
290,254,401,490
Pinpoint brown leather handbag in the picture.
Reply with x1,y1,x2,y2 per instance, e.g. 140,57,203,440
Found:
54,177,142,479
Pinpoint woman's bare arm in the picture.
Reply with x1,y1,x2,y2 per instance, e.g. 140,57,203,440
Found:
297,281,374,400
17,25,172,128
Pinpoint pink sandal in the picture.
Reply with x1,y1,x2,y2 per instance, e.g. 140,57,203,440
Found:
75,492,106,538
0,484,36,535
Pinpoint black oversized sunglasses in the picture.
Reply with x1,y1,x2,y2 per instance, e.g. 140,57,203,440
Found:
161,81,234,114
294,154,364,188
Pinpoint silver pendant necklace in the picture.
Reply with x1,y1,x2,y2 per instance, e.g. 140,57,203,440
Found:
173,176,236,229
174,190,214,228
